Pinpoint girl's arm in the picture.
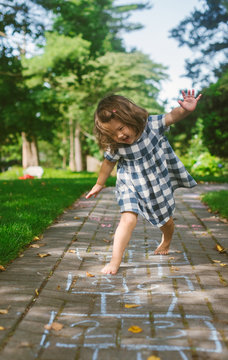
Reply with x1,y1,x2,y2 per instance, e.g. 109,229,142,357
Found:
165,89,202,126
86,158,116,199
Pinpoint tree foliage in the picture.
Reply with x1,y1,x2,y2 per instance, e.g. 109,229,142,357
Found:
33,0,151,56
196,71,228,157
170,0,228,82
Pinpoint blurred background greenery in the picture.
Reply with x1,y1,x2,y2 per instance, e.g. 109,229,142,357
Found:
0,0,228,266
0,0,227,179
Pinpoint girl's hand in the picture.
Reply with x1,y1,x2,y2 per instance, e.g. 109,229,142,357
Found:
178,89,202,112
85,184,103,199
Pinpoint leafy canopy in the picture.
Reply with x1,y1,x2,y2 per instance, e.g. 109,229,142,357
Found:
170,0,228,82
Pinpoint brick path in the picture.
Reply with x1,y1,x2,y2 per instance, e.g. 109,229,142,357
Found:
0,184,228,360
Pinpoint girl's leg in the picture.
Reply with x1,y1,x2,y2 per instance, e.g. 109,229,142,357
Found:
101,211,138,275
154,217,174,255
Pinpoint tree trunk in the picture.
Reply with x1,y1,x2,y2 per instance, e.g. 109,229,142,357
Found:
62,136,67,169
69,118,76,171
22,132,39,169
74,123,83,171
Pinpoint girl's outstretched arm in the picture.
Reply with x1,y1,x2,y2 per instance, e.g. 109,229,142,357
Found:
165,89,202,126
86,159,116,199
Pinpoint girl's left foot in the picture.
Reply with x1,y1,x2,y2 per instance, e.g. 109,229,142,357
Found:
154,235,171,255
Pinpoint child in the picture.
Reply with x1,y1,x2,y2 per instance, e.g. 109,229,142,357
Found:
86,90,202,275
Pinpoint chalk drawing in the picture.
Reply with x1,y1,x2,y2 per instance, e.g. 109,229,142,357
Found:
37,243,224,360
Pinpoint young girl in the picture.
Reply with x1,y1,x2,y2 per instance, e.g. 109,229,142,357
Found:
86,90,202,275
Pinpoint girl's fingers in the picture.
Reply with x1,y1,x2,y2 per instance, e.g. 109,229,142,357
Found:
196,93,202,101
181,90,186,98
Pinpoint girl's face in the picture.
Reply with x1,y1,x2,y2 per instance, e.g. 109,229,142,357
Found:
102,119,137,145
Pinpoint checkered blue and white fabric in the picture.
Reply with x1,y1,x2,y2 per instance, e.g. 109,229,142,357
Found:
104,114,197,227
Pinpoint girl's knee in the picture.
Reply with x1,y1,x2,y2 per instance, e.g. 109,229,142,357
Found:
121,212,138,228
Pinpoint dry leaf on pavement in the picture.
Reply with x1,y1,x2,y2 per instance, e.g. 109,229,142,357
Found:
86,272,95,277
30,244,40,248
0,265,6,271
44,322,63,331
19,342,34,348
125,304,140,309
37,253,51,258
0,309,8,314
170,266,180,272
128,325,143,333
215,244,226,253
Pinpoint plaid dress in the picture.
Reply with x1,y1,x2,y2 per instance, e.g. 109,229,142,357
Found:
104,114,197,227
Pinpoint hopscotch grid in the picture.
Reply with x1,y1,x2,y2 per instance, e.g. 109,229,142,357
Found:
36,238,224,358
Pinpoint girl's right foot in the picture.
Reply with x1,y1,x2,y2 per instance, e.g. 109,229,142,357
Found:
101,262,120,275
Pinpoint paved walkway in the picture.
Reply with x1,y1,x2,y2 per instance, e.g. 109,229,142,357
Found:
0,184,228,360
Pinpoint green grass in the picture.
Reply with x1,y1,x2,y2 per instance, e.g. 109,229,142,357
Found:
0,169,116,266
201,190,228,220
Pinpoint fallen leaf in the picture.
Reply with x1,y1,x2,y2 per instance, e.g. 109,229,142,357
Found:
0,309,8,314
74,216,80,220
220,278,227,286
19,342,34,348
201,232,208,237
212,259,221,263
215,244,226,253
44,322,63,331
103,239,111,243
147,356,161,360
128,325,143,333
86,272,95,277
174,250,182,253
168,257,175,260
57,285,61,290
68,249,76,253
0,326,5,331
37,253,51,258
125,304,140,309
35,289,39,296
30,244,40,248
220,263,227,267
0,265,6,271
33,236,40,241
170,266,180,272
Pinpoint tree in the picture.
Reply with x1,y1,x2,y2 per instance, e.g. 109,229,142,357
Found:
24,0,155,170
34,0,151,56
0,0,52,167
196,71,228,157
170,0,228,83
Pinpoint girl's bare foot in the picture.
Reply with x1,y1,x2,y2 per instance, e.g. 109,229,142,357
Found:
154,217,174,255
101,262,120,275
154,235,171,255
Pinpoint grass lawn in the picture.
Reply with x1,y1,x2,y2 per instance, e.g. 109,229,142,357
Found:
0,169,116,266
201,190,228,220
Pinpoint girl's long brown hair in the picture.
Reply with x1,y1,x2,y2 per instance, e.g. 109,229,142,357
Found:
94,95,148,151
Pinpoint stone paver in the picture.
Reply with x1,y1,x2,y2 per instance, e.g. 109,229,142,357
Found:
0,184,228,360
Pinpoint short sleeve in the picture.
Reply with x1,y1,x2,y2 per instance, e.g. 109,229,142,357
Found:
148,114,169,135
104,149,120,162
